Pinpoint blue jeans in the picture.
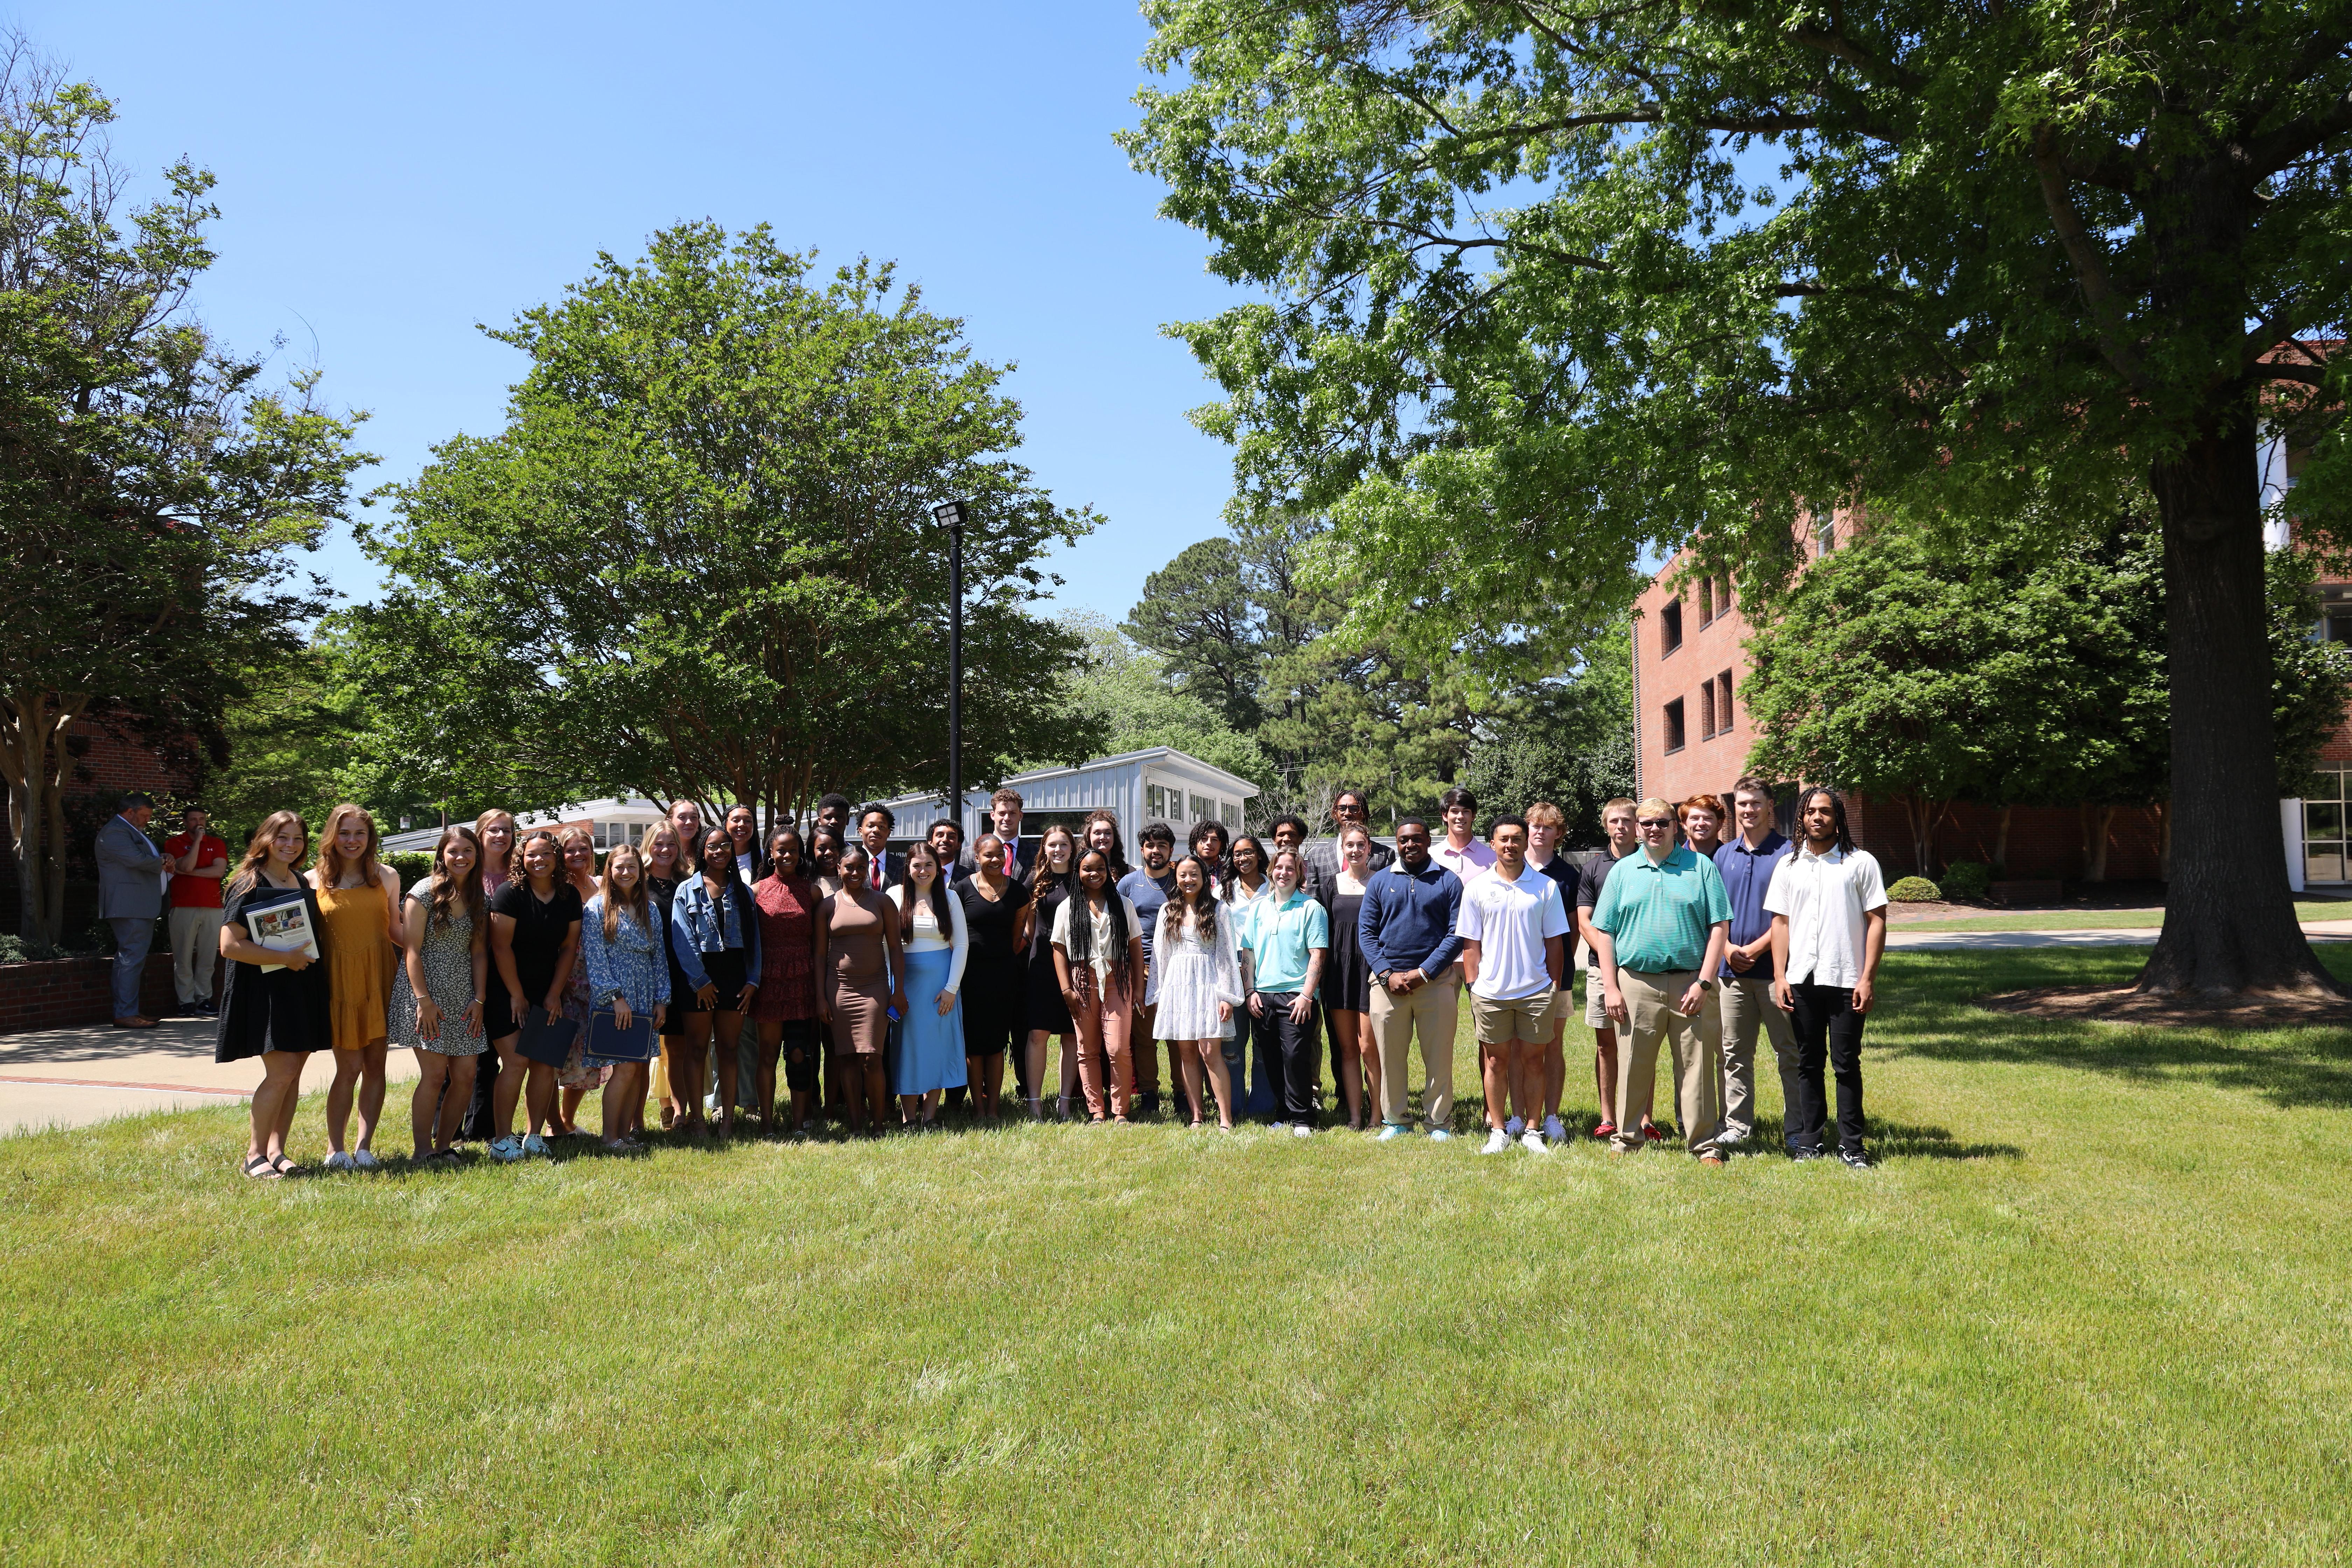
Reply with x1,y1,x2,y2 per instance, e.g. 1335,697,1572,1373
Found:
109,917,154,1018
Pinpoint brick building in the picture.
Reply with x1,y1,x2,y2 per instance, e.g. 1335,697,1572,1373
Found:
0,707,204,941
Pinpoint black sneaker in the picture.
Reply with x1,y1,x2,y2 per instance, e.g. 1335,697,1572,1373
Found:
1790,1147,1826,1162
1135,1091,1161,1118
1838,1149,1874,1170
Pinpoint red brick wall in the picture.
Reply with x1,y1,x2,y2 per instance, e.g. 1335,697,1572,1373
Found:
0,709,204,939
1849,798,2166,881
0,951,178,1034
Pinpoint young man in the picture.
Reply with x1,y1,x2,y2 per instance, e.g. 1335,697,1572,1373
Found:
1524,802,1581,1146
1590,797,1732,1164
1118,821,1182,1117
95,791,163,1029
163,805,230,1017
987,788,1034,879
1766,788,1888,1168
1430,787,1497,884
1714,777,1795,1150
1301,787,1393,900
813,793,854,846
1359,818,1464,1141
859,805,902,888
1458,816,1570,1155
1575,798,1652,1141
1268,814,1310,860
928,818,972,882
1678,794,1726,858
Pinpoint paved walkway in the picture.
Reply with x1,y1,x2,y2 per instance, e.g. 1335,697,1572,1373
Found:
1888,919,2352,952
0,1016,419,1138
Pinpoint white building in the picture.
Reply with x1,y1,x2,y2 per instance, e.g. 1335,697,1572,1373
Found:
879,748,1258,861
380,797,671,855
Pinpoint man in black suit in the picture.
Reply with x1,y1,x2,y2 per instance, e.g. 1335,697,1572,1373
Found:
985,787,1036,880
928,818,975,882
857,804,906,888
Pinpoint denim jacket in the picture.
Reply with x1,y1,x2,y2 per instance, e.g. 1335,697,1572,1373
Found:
669,872,761,992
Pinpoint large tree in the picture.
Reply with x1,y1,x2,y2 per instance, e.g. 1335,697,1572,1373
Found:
355,224,1098,830
1125,1,2352,995
0,40,367,951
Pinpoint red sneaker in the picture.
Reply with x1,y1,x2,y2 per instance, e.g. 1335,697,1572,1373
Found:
1591,1121,1617,1140
1640,1119,1666,1142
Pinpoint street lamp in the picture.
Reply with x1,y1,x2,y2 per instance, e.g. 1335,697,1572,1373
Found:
931,499,968,836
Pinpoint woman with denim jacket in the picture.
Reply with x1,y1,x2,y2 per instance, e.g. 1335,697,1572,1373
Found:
669,826,762,1139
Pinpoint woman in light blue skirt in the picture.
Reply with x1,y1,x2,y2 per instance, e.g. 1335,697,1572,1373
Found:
887,841,968,1123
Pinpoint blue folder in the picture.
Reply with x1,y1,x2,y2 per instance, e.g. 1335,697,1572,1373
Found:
586,1007,656,1062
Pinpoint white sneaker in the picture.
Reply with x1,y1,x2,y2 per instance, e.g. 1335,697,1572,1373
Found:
1505,1116,1526,1137
1480,1128,1512,1155
1293,1124,1314,1139
1521,1130,1548,1155
352,1149,381,1170
488,1135,524,1163
1542,1115,1568,1147
323,1150,357,1172
1376,1124,1407,1142
1428,1127,1454,1142
521,1133,550,1157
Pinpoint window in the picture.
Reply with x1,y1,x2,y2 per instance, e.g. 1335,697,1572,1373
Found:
1699,681,1716,740
1717,575,1732,616
1220,800,1241,831
2306,767,2350,884
1716,670,1736,734
1145,782,1175,822
1189,792,1215,826
1815,514,1836,555
1660,598,1684,654
1697,576,1714,625
1663,698,1686,754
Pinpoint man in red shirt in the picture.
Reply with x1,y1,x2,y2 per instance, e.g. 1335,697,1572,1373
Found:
164,806,230,1016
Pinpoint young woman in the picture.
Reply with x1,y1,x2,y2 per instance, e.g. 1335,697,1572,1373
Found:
487,829,582,1161
1243,847,1330,1136
554,825,611,1134
640,822,688,1133
750,827,822,1135
807,825,850,1123
1224,834,1270,907
817,844,906,1136
1022,825,1080,1119
724,805,760,881
671,825,761,1139
1147,854,1243,1130
216,811,331,1178
666,800,706,875
888,840,968,1126
581,841,665,1152
1222,832,1279,1116
461,807,518,1142
956,832,1031,1122
1052,848,1145,1124
1080,809,1132,880
1317,824,1380,1131
309,803,402,1170
390,825,489,1164
809,827,847,896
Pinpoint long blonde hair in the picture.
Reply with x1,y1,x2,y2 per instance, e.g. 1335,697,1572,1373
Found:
601,843,651,943
314,802,382,888
230,810,309,895
426,824,486,932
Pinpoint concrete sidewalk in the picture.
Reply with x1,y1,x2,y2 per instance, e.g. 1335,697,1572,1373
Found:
1888,920,2352,952
0,1016,419,1137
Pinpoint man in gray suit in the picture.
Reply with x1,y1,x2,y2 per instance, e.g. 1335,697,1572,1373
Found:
96,791,166,1028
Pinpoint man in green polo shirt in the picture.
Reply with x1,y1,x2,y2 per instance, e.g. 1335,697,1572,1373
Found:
1589,796,1732,1163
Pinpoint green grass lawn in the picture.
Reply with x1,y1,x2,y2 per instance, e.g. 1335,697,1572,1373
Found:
5,949,2351,1565
1903,899,2352,932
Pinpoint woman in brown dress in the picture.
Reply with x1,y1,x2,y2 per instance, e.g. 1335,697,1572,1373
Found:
816,844,906,1137
751,827,822,1136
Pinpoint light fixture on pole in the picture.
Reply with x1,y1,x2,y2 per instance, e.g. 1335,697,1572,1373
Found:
931,499,969,836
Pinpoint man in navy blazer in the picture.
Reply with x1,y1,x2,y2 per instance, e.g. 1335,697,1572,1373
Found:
96,791,166,1028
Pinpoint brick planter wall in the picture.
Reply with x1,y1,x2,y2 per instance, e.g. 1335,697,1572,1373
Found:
0,951,182,1034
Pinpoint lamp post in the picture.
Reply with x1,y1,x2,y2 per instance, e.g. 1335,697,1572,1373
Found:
931,499,968,836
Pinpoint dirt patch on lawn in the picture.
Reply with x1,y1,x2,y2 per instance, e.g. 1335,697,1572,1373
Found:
1982,985,2352,1029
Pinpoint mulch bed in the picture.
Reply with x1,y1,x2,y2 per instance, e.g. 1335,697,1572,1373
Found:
1981,985,2352,1029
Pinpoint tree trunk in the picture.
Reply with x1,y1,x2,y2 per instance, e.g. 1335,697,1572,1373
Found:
2086,804,2115,883
2137,413,2339,994
1993,804,2012,874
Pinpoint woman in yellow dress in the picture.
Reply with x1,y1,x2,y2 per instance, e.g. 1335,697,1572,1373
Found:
308,803,402,1170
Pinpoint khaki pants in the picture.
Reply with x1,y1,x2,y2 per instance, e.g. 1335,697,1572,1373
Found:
1718,974,1798,1139
168,906,223,1004
1611,968,1721,1157
1371,968,1457,1130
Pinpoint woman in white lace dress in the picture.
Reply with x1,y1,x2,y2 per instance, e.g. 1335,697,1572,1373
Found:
1146,855,1245,1129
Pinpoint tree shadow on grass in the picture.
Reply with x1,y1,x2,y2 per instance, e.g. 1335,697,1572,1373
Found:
1874,950,2352,1111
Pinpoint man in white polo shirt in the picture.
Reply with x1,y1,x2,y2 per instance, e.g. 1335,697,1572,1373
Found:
1766,787,1888,1169
1458,815,1569,1155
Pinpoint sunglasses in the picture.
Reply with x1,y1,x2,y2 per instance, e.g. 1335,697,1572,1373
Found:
1637,818,1674,829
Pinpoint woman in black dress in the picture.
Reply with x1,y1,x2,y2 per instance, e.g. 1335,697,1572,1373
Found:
486,829,582,1162
1316,824,1379,1130
958,832,1034,1122
1023,825,1080,1118
217,810,332,1178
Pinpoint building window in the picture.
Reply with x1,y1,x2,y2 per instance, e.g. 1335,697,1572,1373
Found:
1717,670,1735,734
1815,514,1836,556
1697,576,1714,626
1189,792,1215,826
1663,698,1686,754
1145,782,1175,822
1699,681,1716,739
2306,766,2349,884
1660,598,1683,654
1220,800,1241,831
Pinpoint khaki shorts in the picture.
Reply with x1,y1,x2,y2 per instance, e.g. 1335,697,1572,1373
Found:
1470,984,1557,1046
1584,957,1612,1028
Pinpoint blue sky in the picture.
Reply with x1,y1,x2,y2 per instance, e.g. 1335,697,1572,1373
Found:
25,1,1242,620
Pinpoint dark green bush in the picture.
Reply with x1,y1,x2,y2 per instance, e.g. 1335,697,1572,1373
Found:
1939,860,1993,900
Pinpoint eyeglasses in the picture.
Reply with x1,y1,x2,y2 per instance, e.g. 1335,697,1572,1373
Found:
1637,818,1673,829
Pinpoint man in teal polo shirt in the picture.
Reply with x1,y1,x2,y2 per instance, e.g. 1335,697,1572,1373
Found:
1589,796,1732,1163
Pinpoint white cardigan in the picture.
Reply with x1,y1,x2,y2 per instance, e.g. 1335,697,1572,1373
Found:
886,882,969,994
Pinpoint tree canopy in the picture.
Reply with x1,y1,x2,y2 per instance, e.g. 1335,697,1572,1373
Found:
1125,0,2352,993
352,224,1099,831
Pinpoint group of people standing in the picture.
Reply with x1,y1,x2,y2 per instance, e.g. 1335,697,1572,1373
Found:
104,769,1885,1179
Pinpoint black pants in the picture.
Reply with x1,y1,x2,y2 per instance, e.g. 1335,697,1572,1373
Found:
1252,993,1322,1125
1787,980,1867,1155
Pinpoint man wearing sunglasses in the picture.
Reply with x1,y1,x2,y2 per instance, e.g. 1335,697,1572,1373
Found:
1588,797,1732,1164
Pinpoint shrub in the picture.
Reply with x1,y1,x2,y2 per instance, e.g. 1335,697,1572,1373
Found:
0,933,28,965
1939,860,1993,900
385,851,436,887
1886,875,1943,902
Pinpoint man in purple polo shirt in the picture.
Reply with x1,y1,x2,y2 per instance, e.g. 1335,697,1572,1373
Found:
1712,776,1796,1150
